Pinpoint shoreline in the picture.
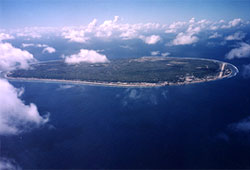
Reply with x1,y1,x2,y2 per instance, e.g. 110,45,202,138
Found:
5,72,236,88
5,59,239,88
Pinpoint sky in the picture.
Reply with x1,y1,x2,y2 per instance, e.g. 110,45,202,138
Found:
1,0,250,28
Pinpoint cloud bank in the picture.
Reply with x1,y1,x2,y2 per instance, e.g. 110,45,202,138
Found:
61,16,166,43
6,16,237,47
65,49,109,64
2,17,248,48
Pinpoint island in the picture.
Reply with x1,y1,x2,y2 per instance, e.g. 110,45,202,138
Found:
7,57,238,87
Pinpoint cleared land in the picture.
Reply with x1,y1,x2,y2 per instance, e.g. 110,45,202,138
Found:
7,57,238,87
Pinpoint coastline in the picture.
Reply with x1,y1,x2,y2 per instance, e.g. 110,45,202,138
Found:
5,70,237,88
5,58,239,88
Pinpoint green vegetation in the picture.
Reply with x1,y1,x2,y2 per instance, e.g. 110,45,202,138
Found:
9,57,235,85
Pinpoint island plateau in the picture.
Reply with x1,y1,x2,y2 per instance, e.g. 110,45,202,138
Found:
7,57,238,87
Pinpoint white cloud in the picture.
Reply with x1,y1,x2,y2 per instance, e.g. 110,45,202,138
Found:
166,18,210,34
161,52,170,57
16,32,41,38
21,43,56,54
226,43,250,60
120,29,138,40
165,21,186,33
167,17,211,45
143,23,162,30
62,16,121,42
209,32,222,39
221,18,243,28
151,51,170,57
85,18,97,32
0,33,14,41
151,51,160,56
0,42,35,71
209,25,219,30
229,18,243,27
164,17,248,46
189,17,195,24
186,25,201,34
22,43,48,48
14,26,60,38
197,19,210,25
140,35,161,44
62,29,89,43
36,44,48,48
0,42,48,135
65,49,109,64
219,19,225,23
58,17,247,44
225,31,246,41
61,16,167,42
7,17,249,47
172,32,199,45
188,19,209,32
43,46,56,53
22,43,35,48
0,78,49,135
95,16,120,38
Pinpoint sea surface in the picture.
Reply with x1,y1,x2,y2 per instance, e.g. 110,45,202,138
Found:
1,63,250,168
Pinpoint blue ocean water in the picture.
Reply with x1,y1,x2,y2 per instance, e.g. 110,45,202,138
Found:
2,34,250,168
1,69,250,168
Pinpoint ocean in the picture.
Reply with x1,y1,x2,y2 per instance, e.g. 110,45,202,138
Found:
2,32,250,168
1,66,250,168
